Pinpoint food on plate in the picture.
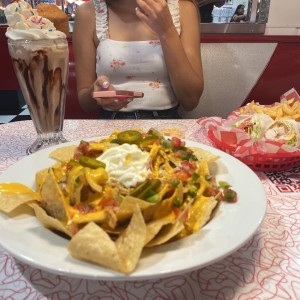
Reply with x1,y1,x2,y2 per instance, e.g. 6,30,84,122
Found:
239,99,300,121
0,129,237,273
232,113,274,141
264,119,300,148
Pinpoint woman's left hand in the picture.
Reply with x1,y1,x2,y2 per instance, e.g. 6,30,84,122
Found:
135,0,175,37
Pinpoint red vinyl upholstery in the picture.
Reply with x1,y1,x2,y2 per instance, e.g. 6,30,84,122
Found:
241,41,300,106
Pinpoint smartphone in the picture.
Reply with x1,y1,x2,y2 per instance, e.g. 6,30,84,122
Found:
92,90,144,100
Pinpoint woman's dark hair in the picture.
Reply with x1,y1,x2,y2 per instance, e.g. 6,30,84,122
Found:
230,4,245,22
233,4,244,16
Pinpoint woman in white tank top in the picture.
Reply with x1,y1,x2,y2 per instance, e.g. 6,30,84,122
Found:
73,0,203,119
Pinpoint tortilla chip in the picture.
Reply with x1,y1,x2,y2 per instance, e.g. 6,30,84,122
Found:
191,147,219,163
35,168,49,192
115,204,147,273
146,221,184,247
68,222,121,271
160,128,185,138
117,196,155,221
0,183,40,213
197,197,219,230
72,209,107,224
144,219,173,245
184,196,218,235
68,204,146,273
0,193,38,213
40,169,67,222
50,145,77,162
30,203,72,237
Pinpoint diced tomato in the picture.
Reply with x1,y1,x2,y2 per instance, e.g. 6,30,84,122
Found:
221,189,238,203
204,186,220,197
74,203,96,214
171,137,185,148
173,207,188,222
100,196,120,208
66,162,73,171
74,141,91,160
174,170,191,182
180,160,196,172
174,161,196,182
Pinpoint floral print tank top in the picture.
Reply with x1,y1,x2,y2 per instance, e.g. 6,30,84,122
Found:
93,0,181,111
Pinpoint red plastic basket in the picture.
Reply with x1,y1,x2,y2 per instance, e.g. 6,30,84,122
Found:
207,129,300,172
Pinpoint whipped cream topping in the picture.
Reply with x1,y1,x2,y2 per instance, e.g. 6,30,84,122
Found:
4,0,66,40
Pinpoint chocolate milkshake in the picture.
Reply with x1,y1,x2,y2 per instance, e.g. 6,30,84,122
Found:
4,0,68,154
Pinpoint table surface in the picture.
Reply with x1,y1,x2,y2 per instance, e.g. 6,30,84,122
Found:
0,119,300,300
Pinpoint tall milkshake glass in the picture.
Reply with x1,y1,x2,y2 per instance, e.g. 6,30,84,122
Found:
4,0,69,154
7,38,69,154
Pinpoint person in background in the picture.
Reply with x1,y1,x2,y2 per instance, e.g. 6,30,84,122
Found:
196,0,225,23
73,0,204,119
230,4,247,22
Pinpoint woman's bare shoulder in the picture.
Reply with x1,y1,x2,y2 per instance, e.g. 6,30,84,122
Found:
73,1,96,41
179,0,199,23
179,0,197,11
75,1,95,18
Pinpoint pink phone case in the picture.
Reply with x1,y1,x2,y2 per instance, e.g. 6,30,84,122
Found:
92,90,144,99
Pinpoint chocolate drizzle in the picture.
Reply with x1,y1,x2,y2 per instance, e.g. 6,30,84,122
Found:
11,46,68,134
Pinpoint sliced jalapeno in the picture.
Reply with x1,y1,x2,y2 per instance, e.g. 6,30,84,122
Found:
147,128,160,137
145,193,160,203
139,136,159,148
79,156,106,169
130,179,151,197
117,130,142,144
138,179,161,200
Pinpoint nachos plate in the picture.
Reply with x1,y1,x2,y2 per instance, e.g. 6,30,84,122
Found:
0,134,266,280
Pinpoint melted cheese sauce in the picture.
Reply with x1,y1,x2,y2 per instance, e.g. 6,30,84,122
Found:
0,183,35,194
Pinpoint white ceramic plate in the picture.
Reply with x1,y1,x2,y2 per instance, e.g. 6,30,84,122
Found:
0,138,267,281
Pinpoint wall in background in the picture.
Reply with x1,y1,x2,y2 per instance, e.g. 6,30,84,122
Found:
266,0,300,35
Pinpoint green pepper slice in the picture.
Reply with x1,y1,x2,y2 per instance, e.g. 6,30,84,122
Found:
139,136,160,148
146,193,160,203
138,179,161,200
130,179,151,197
117,130,142,144
79,156,106,169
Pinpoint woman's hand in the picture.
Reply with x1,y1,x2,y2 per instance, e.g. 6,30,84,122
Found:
92,76,133,111
135,0,175,38
136,0,203,111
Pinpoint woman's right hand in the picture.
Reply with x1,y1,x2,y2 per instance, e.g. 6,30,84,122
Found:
92,76,133,111
135,0,175,38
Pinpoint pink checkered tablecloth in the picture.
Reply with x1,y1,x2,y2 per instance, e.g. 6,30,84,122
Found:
0,119,299,299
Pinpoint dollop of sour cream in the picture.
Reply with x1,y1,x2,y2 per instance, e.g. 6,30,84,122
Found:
97,144,150,188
